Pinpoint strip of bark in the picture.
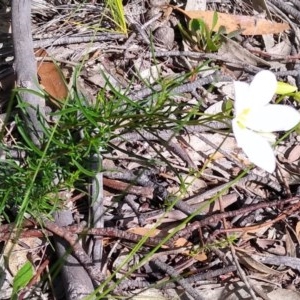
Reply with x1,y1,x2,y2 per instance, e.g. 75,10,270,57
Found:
12,0,47,147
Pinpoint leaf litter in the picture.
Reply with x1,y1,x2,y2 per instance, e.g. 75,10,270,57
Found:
1,0,300,299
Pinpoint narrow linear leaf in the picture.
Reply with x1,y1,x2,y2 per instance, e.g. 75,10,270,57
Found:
12,261,34,293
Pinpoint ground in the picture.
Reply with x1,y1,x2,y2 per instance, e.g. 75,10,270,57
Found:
1,0,300,299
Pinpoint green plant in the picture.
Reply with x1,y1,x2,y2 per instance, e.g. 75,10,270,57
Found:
105,0,127,34
11,261,34,299
1,61,238,298
178,12,226,52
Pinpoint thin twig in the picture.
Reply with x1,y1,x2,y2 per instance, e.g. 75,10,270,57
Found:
168,196,300,246
103,177,154,198
152,258,205,300
33,33,126,48
115,264,236,292
43,217,105,284
128,72,232,100
231,246,258,300
110,123,228,169
185,174,281,206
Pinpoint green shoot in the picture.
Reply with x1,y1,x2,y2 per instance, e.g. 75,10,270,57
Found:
178,12,226,52
105,0,127,34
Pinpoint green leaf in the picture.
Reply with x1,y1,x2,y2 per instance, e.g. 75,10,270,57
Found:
206,38,218,52
72,158,96,177
12,261,34,293
189,19,203,33
212,11,218,30
178,23,194,44
276,81,297,95
217,25,227,35
222,99,234,114
226,28,244,38
293,92,300,101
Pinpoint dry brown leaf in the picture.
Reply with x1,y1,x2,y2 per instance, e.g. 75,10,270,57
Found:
4,238,42,276
127,227,161,237
219,36,282,68
35,48,68,105
295,221,300,242
193,251,207,262
128,227,188,244
130,288,169,300
176,174,207,193
256,238,277,250
173,238,207,261
173,237,190,248
268,288,300,300
236,249,282,275
229,224,271,242
171,6,289,35
285,230,296,257
286,144,300,163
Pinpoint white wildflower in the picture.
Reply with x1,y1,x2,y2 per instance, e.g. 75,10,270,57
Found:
232,70,300,173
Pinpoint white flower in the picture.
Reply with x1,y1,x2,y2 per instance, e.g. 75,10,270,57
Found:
232,70,300,173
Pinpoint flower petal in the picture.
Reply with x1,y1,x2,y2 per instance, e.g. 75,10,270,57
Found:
245,104,300,132
249,70,277,107
232,119,276,173
234,81,250,115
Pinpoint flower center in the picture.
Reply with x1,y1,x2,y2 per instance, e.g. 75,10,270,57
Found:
236,107,251,129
